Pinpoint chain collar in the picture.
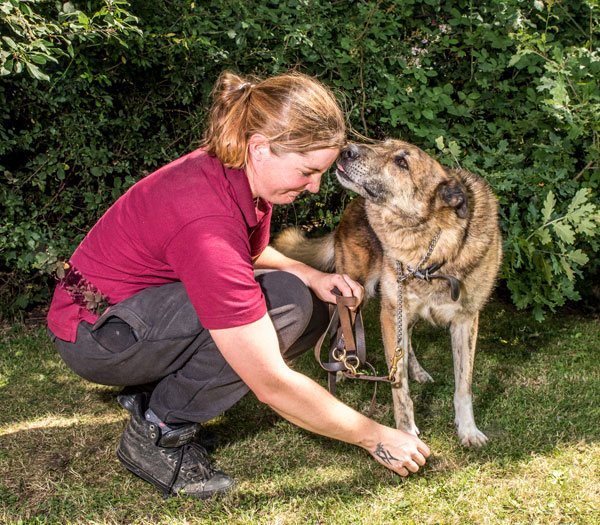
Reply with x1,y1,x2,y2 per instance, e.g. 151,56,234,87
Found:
388,231,441,382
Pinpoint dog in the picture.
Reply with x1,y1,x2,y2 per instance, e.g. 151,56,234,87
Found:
274,139,502,447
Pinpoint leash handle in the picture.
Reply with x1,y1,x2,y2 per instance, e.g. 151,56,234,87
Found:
314,287,392,397
312,288,392,418
330,286,359,309
313,289,362,375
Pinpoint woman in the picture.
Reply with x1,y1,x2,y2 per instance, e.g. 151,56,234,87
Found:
47,70,430,499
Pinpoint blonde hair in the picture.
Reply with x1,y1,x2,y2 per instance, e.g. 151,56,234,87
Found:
201,70,346,169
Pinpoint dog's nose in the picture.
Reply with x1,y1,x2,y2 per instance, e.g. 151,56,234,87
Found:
341,144,360,161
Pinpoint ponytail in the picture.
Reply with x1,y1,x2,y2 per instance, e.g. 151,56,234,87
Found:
201,70,346,168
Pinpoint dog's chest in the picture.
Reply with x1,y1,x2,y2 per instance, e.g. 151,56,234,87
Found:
405,287,463,326
380,267,464,326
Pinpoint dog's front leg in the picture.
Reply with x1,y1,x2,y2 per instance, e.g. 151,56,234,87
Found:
451,312,488,447
407,321,434,383
380,298,419,436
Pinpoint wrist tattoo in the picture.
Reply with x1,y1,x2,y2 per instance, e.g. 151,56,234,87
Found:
374,442,399,466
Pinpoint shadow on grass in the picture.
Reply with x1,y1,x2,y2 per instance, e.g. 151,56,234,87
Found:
2,298,600,520
0,414,422,522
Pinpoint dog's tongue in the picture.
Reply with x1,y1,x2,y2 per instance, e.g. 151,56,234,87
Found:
336,164,345,172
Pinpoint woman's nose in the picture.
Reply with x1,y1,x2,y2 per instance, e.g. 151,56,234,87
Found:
305,174,322,193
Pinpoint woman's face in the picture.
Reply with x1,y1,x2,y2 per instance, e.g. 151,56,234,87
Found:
246,137,339,204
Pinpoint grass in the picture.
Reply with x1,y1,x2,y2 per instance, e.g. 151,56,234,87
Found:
1,298,599,524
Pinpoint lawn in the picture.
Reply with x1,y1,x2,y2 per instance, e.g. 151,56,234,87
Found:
1,298,599,524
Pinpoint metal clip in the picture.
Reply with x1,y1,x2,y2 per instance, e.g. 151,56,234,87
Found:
387,345,405,381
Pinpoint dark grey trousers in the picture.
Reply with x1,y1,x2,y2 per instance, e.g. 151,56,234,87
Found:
49,271,328,425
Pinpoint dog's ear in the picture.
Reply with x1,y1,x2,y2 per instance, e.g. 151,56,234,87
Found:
439,180,468,219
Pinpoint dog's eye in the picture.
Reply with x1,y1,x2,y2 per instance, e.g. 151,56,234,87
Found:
394,155,409,170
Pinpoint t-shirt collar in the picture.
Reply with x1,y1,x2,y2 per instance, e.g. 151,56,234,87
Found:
223,165,271,227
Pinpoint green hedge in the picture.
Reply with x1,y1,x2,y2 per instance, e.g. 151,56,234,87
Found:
1,0,599,320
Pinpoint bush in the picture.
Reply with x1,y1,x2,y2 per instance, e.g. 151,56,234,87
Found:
1,0,599,320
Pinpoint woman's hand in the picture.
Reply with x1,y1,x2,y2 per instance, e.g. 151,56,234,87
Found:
367,427,430,477
305,271,364,309
253,246,364,308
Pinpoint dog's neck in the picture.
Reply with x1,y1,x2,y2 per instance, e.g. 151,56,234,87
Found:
364,199,466,268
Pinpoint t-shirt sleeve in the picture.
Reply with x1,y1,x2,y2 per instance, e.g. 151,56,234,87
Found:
164,216,267,329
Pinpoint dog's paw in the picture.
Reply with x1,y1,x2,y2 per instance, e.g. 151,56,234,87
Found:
457,425,488,448
408,359,434,383
409,423,420,436
396,420,420,436
410,368,434,383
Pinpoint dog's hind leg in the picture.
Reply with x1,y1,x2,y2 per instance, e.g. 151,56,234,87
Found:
406,321,434,383
451,312,488,447
381,300,419,436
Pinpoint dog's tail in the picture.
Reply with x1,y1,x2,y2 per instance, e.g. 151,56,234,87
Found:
272,228,335,272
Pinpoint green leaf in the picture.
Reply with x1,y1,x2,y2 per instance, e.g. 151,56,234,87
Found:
30,55,48,65
560,257,575,281
553,222,575,244
78,11,90,27
34,252,47,265
0,59,13,75
2,36,18,50
537,228,552,245
541,191,555,223
568,249,589,266
541,257,553,283
448,141,461,157
577,218,598,236
508,53,522,67
567,188,589,215
25,62,50,81
435,136,445,150
63,2,76,14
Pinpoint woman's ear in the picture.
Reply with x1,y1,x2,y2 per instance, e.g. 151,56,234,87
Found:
247,133,271,163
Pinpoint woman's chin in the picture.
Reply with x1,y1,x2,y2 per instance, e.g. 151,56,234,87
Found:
274,192,301,204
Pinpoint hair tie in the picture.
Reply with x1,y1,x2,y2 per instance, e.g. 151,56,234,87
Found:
238,82,254,91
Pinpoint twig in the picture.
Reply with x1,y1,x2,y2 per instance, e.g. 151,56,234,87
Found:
359,56,368,134
354,0,383,42
574,160,595,181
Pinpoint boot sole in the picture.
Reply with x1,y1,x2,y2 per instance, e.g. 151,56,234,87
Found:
116,447,232,499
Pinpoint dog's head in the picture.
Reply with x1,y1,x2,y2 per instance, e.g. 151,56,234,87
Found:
336,139,468,223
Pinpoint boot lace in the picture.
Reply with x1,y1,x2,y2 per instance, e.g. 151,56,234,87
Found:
176,442,217,483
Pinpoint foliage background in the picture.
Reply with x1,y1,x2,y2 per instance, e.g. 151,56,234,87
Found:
1,0,599,320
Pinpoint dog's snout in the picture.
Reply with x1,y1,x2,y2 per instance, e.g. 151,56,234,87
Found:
341,144,360,162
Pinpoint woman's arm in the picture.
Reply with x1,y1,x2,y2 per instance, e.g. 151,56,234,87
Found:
253,245,363,307
210,313,430,477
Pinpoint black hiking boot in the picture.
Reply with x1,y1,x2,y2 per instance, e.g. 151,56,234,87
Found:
117,386,220,451
116,392,234,499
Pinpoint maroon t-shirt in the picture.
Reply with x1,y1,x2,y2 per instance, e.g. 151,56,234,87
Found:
47,149,272,342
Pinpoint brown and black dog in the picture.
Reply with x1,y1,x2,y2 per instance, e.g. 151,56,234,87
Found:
274,139,502,447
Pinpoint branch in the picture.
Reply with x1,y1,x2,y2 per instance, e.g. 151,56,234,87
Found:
354,0,383,42
574,160,595,181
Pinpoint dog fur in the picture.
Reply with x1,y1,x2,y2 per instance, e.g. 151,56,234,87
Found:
274,139,502,447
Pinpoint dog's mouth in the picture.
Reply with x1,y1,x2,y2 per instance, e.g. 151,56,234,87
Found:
336,164,356,184
336,164,383,201
336,163,347,174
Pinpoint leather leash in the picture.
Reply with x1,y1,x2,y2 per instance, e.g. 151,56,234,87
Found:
314,288,391,416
